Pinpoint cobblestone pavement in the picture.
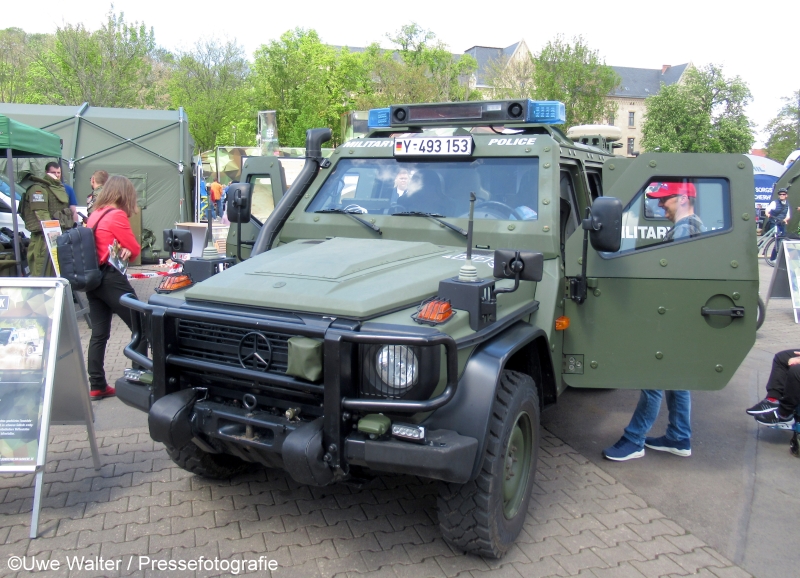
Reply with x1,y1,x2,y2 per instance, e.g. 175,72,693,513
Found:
1,269,756,577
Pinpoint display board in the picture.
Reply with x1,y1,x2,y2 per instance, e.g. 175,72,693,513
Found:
766,240,800,323
0,279,99,537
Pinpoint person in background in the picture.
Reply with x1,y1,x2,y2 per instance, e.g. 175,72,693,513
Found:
84,176,141,400
210,177,224,220
87,170,108,216
45,162,78,225
746,350,800,430
602,181,700,461
766,188,791,260
19,164,74,276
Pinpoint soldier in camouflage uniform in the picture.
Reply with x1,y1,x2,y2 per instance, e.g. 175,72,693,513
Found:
19,172,74,277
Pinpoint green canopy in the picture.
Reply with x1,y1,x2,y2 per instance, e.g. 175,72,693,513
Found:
0,115,61,157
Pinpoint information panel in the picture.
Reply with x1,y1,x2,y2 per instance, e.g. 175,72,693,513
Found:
0,286,57,472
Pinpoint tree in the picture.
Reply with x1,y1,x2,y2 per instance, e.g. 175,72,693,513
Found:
0,28,47,103
765,91,800,163
168,39,251,152
383,23,478,103
484,53,536,100
28,9,157,107
530,35,619,126
641,64,755,153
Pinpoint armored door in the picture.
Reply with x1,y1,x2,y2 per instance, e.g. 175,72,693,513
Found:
562,154,757,390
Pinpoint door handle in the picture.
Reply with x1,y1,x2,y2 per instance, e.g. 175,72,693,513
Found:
701,306,744,318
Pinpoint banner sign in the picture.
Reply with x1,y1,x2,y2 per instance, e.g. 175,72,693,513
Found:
0,285,58,472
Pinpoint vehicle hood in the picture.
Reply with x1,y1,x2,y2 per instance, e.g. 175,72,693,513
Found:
185,237,493,318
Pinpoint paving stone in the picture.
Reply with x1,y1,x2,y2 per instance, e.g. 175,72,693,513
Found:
289,539,339,564
559,514,606,535
218,533,268,558
348,516,394,537
104,509,149,530
146,528,195,554
171,511,215,533
240,517,285,538
361,544,412,571
626,519,681,542
593,542,649,566
375,526,423,550
321,505,368,525
630,555,688,578
469,564,525,578
590,561,649,578
667,549,727,573
195,522,241,546
709,566,754,578
434,553,490,577
552,549,608,575
263,528,312,552
554,530,607,554
403,538,455,563
333,533,382,557
516,536,571,561
316,552,369,576
282,510,328,532
56,514,105,536
592,525,645,547
509,556,568,578
126,519,171,541
626,508,666,524
629,535,684,559
306,521,353,544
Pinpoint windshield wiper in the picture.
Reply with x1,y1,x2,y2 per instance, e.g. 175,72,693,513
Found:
315,208,382,235
393,211,467,237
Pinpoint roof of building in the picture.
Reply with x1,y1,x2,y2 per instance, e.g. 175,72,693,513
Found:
610,64,689,98
464,42,523,87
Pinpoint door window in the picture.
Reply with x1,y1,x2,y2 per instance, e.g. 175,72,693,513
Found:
605,177,731,256
248,176,274,223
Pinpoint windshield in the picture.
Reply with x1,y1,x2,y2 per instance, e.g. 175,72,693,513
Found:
0,329,12,346
306,158,539,220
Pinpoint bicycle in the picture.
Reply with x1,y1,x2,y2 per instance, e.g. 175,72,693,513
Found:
757,223,776,260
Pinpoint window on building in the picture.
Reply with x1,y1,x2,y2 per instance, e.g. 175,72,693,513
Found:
627,138,635,156
608,115,615,126
628,112,635,127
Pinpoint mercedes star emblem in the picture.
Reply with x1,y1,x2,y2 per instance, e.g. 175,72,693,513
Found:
237,331,273,371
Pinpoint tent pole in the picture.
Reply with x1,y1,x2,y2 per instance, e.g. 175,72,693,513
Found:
179,107,187,223
69,103,89,195
5,149,23,277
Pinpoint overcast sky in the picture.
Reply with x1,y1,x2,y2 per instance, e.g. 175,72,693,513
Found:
6,0,798,150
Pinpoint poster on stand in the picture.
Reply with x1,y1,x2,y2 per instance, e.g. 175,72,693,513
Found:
40,220,62,276
0,285,58,472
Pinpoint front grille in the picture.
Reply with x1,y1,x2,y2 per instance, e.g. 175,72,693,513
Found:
176,319,291,374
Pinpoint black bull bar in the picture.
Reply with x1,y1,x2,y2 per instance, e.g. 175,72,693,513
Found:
119,294,462,476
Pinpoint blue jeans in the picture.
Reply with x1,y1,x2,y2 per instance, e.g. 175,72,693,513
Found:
771,221,786,260
623,390,691,448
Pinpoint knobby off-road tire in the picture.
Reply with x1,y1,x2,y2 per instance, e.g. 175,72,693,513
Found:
166,441,254,479
438,370,540,558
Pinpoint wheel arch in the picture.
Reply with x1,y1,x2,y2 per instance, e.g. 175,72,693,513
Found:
423,321,552,481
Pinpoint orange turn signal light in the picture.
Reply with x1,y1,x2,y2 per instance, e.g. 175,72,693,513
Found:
156,274,194,294
417,299,454,324
555,316,570,331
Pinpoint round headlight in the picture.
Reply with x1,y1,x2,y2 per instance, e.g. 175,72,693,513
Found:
376,345,419,389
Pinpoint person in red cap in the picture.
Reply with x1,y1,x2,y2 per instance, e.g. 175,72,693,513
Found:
603,180,703,461
645,181,705,241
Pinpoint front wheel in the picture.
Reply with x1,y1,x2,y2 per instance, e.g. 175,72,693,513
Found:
763,237,777,267
438,370,540,558
166,441,255,479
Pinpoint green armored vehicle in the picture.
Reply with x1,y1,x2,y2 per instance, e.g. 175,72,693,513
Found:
118,100,758,557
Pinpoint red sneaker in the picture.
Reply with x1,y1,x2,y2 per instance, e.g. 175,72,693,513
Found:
90,386,116,400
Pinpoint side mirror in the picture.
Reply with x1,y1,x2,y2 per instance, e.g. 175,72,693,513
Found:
226,183,252,223
586,197,622,253
493,250,543,282
163,229,193,254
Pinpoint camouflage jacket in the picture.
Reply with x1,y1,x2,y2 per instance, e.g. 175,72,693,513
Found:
20,175,74,233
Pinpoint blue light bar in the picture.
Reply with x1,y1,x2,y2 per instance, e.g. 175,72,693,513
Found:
525,100,566,124
368,108,391,128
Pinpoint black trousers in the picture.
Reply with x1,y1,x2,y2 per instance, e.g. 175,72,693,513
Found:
765,349,800,416
86,266,136,391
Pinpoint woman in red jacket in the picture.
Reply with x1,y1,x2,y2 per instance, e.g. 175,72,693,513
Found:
84,176,141,400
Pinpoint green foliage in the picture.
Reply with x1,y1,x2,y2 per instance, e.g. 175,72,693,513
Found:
28,10,157,107
0,28,43,103
641,64,755,153
530,35,619,126
765,91,800,164
167,39,251,152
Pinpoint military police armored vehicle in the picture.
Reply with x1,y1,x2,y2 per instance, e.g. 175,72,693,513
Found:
118,99,758,557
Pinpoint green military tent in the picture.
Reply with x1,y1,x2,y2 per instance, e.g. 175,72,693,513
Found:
0,115,62,276
0,103,193,260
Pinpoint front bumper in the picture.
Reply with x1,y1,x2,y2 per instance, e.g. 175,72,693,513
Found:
118,293,463,481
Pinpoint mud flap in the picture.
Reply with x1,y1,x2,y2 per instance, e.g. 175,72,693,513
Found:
148,389,201,450
282,417,334,486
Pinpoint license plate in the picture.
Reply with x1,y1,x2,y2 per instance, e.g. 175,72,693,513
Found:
394,136,473,156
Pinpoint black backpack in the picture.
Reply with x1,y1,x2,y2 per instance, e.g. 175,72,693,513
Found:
56,210,112,292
